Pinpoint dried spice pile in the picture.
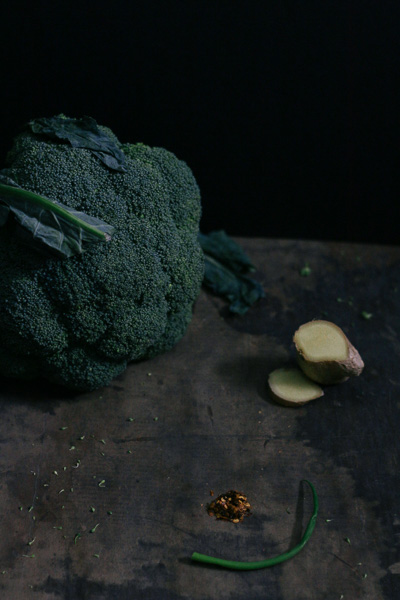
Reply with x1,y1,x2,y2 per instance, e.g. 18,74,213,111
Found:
207,490,251,523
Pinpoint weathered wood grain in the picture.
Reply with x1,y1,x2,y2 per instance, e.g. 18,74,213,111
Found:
0,238,399,599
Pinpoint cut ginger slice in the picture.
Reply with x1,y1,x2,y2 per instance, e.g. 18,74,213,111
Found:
294,320,348,361
294,320,364,384
268,367,324,407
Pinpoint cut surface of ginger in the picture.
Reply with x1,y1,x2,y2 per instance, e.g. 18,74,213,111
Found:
268,367,324,406
295,321,348,361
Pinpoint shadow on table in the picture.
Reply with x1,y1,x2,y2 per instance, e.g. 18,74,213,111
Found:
0,373,81,411
215,354,295,405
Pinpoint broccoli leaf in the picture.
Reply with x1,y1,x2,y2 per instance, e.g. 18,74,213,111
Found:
199,231,265,315
28,115,127,173
0,176,114,258
198,230,256,273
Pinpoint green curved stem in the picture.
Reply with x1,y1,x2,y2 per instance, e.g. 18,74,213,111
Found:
0,182,109,241
191,479,318,570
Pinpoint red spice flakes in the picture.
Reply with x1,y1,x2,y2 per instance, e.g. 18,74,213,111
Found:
207,490,251,523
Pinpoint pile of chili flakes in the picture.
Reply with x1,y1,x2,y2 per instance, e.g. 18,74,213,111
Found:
207,490,251,523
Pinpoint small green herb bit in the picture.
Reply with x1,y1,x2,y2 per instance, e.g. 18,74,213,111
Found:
192,479,318,570
300,263,311,277
361,311,373,320
90,523,100,533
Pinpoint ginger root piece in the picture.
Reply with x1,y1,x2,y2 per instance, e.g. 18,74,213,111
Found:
294,320,364,385
268,367,324,407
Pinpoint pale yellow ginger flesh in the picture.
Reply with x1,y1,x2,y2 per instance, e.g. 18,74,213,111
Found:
294,320,364,384
268,367,324,406
295,321,348,361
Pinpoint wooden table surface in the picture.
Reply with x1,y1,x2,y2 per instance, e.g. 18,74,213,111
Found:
1,238,399,600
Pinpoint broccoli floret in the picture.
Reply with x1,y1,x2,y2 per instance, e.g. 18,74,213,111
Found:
0,119,203,391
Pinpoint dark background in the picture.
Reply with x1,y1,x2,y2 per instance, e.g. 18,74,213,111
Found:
0,1,398,244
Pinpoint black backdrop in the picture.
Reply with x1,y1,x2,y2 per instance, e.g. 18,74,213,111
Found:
0,1,399,244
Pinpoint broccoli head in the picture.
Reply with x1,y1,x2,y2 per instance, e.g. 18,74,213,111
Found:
0,116,203,391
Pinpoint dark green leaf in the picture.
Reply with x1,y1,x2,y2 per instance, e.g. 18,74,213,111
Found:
0,176,114,258
28,115,126,173
199,231,265,315
198,230,256,273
